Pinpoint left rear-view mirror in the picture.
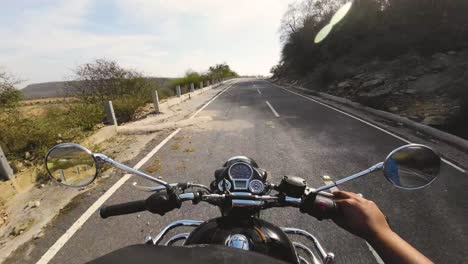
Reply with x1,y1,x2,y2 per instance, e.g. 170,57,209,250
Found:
46,143,98,187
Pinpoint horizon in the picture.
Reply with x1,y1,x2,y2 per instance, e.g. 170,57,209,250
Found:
0,0,289,88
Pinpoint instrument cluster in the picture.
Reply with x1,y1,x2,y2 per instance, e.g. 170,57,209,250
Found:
216,161,266,194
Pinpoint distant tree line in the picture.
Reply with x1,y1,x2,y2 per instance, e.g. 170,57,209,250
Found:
171,63,238,89
273,0,468,78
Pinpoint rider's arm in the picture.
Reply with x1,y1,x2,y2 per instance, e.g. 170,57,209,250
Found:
332,191,433,264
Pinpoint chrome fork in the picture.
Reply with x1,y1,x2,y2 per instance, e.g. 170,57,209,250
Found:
281,227,335,264
144,220,203,245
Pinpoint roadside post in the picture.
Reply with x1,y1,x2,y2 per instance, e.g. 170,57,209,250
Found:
104,101,118,127
207,80,210,86
0,146,13,181
190,83,195,93
199,81,203,89
152,89,160,113
176,85,181,97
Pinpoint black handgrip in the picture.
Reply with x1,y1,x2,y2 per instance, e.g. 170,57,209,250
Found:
300,193,338,220
100,200,147,219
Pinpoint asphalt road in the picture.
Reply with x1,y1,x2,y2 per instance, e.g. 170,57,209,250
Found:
8,79,467,263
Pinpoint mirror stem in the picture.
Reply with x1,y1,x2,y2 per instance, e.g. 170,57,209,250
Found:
314,162,384,193
93,154,171,189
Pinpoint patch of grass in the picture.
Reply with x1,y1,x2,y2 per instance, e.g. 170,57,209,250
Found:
183,147,195,153
170,143,181,151
146,159,162,174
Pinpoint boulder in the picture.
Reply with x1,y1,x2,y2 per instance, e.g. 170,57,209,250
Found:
337,80,352,89
353,73,366,79
405,89,418,94
358,86,392,98
388,106,399,112
422,115,447,126
404,76,417,81
430,53,452,71
407,73,451,94
360,78,384,89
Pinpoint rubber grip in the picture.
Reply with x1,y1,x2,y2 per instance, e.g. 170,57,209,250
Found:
100,200,147,219
300,193,338,220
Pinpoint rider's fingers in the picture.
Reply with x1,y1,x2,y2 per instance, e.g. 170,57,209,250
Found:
333,190,358,199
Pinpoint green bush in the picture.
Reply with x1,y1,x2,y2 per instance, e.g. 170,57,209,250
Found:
0,87,23,107
68,103,105,131
0,104,102,160
112,96,145,123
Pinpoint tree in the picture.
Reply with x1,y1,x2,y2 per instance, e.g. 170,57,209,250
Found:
207,63,238,80
0,68,23,108
66,58,151,103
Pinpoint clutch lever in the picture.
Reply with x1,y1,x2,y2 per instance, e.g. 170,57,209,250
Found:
132,182,177,192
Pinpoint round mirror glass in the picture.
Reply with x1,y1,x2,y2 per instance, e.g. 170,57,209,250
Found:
383,144,441,190
46,143,97,187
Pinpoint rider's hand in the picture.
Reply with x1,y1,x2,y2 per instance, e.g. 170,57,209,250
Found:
332,190,391,241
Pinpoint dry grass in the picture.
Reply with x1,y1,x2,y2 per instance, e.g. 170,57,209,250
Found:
146,159,162,174
183,147,195,153
170,143,181,151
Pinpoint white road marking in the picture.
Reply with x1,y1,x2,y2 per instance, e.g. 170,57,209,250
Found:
365,242,386,264
257,88,262,95
320,178,385,264
37,82,235,264
272,83,466,173
266,101,280,117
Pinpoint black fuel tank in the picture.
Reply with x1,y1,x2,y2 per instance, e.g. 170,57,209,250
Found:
185,217,298,264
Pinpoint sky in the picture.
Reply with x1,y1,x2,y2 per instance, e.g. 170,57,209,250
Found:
0,0,290,88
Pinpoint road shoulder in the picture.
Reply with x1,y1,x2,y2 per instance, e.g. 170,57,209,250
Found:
270,80,468,173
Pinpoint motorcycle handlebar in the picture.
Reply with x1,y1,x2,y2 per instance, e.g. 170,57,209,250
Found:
99,191,338,220
100,200,147,219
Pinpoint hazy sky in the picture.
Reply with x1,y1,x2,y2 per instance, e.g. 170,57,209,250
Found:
0,0,290,87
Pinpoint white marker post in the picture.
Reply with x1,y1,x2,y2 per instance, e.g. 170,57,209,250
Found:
190,83,195,93
152,89,160,113
104,101,118,127
0,146,13,181
176,85,181,97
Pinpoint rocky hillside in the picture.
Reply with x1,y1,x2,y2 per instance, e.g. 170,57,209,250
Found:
277,50,468,140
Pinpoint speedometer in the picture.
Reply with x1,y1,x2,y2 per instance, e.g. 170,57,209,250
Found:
229,163,253,180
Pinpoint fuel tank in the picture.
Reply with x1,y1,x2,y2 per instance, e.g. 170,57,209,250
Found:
184,217,298,264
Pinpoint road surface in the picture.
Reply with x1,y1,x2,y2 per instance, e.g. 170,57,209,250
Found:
7,79,467,264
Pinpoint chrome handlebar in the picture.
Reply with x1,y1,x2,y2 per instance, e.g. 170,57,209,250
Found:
177,191,304,208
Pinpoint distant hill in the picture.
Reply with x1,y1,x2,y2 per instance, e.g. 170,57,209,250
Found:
21,77,174,99
21,82,67,99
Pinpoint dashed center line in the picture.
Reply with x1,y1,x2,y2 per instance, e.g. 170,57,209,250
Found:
265,101,280,117
257,88,262,95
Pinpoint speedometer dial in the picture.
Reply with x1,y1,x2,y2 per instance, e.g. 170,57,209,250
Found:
229,163,253,180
